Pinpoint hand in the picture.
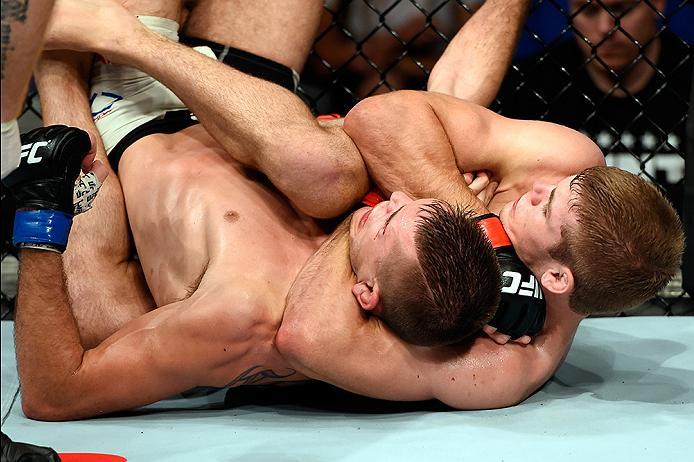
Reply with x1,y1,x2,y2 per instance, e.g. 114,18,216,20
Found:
73,131,108,214
3,125,104,252
463,170,498,207
475,214,546,340
482,324,531,345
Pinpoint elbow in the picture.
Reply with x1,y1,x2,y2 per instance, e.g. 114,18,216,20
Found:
345,91,420,131
21,394,78,422
20,378,89,421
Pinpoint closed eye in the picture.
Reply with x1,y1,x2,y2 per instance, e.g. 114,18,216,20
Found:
543,188,556,219
381,205,406,234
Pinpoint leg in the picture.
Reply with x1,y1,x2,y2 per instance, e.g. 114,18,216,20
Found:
428,0,530,106
182,0,323,72
54,0,188,346
1,0,55,120
2,0,55,177
35,51,155,348
46,0,369,218
178,0,369,218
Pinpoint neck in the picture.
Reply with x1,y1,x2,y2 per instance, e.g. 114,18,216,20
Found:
585,37,661,97
542,290,585,339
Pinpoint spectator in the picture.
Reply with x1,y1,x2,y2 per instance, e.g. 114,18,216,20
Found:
496,0,692,213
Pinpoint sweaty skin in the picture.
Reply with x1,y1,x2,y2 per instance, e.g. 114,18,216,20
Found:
17,0,608,419
118,124,326,384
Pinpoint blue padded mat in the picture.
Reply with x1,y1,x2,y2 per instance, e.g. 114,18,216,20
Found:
2,318,693,461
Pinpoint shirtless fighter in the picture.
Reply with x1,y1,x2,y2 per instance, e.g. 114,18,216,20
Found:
73,0,684,351
7,0,506,421
11,0,683,421
49,0,684,324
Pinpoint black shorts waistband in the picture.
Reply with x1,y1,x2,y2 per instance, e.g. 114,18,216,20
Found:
180,37,299,93
108,110,199,173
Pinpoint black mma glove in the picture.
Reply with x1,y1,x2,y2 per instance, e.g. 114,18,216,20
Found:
2,125,93,253
1,431,60,462
476,213,546,339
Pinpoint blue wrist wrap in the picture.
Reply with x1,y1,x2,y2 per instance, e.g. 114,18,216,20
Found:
13,209,73,250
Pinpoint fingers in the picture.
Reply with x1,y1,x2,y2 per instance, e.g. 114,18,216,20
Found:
463,172,474,185
467,171,490,194
482,324,510,345
482,325,531,345
476,180,499,206
489,331,511,345
81,131,98,172
88,160,109,183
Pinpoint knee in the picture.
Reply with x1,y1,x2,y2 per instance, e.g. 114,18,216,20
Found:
290,161,368,218
282,128,369,219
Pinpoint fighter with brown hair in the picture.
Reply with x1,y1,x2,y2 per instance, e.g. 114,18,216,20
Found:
66,0,682,326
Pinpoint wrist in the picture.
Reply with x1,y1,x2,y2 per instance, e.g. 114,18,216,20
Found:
13,209,73,253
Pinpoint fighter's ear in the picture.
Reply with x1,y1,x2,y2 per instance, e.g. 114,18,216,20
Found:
352,281,381,311
540,264,574,296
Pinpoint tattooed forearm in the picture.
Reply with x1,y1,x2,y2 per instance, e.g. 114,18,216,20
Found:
1,1,30,80
225,366,297,387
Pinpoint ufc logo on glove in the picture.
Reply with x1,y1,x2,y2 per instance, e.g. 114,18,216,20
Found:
502,271,543,299
20,141,51,164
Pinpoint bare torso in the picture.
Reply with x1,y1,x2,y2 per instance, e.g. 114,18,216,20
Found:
116,124,327,384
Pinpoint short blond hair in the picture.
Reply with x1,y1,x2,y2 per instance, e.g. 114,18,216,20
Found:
550,166,684,314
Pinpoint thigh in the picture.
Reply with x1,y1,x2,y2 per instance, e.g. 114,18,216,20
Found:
182,0,323,71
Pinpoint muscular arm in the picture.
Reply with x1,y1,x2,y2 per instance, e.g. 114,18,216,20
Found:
428,0,530,106
16,252,240,421
343,91,488,214
345,90,604,210
276,223,567,409
34,50,93,132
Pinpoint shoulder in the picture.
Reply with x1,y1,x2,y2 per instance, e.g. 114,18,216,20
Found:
184,278,280,343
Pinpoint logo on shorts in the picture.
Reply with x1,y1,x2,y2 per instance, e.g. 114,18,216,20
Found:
91,91,124,120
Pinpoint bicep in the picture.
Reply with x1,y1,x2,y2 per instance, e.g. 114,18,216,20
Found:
343,91,469,202
430,339,553,410
65,301,229,419
500,119,606,177
283,313,435,402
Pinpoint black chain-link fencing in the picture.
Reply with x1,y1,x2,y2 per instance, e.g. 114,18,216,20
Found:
2,0,692,319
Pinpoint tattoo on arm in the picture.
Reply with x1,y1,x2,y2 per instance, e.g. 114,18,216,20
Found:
1,0,30,79
225,366,296,387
